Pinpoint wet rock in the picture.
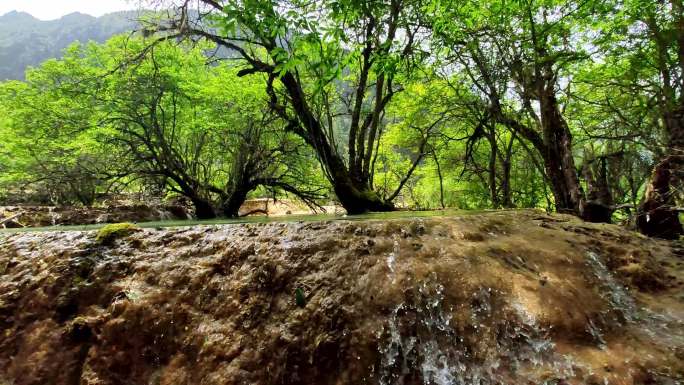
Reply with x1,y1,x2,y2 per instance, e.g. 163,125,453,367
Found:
0,204,192,228
0,211,683,385
462,231,486,242
66,318,93,343
95,223,141,245
2,220,24,229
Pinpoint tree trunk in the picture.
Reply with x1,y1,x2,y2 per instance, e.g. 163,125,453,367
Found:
487,129,499,208
432,152,446,209
636,0,684,238
581,157,615,223
166,174,217,220
638,108,684,238
222,185,250,218
488,80,582,215
539,90,584,216
330,165,395,214
317,127,393,214
221,147,253,218
191,196,217,220
637,156,684,239
500,134,515,208
279,73,394,215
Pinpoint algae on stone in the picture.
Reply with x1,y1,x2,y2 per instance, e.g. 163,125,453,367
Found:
95,223,140,244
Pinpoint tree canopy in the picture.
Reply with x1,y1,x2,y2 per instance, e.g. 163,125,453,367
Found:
0,0,682,237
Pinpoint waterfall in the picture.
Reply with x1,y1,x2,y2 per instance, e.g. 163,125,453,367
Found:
47,206,61,226
378,276,457,385
386,236,400,276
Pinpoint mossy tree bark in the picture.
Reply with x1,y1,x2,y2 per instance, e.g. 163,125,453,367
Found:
638,155,684,239
637,1,684,238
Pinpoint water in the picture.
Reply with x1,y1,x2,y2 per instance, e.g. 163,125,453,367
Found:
155,208,173,221
47,206,60,226
373,252,666,384
586,252,684,352
386,237,400,275
0,208,501,234
378,276,457,385
586,252,637,323
377,275,568,385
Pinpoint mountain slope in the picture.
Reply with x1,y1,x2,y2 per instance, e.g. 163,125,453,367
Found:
0,11,140,80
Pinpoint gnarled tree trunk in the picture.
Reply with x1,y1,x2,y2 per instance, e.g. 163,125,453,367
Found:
638,108,684,238
540,133,583,216
221,161,252,218
582,157,615,224
279,73,394,215
500,133,516,208
221,188,249,218
637,0,684,238
471,40,584,216
637,156,684,239
538,80,584,216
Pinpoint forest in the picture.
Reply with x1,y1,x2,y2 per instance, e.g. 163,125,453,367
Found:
0,0,682,238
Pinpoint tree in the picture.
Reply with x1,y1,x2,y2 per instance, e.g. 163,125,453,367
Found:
149,0,430,214
568,59,659,224
0,57,124,206
431,0,608,218
576,0,684,236
625,0,684,238
96,37,324,218
0,36,324,217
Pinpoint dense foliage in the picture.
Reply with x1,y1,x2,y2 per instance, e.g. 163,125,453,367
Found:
0,37,323,217
0,0,682,237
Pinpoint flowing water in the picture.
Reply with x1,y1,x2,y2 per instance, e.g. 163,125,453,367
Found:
586,251,638,323
0,208,487,233
47,206,61,226
375,277,571,385
373,250,684,384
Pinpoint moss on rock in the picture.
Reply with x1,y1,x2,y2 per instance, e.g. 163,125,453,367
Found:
95,223,140,245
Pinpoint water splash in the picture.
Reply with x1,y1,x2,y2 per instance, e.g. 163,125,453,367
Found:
156,208,173,221
379,276,458,385
586,252,637,323
586,318,607,350
386,237,400,275
377,275,567,385
47,206,60,226
638,307,684,349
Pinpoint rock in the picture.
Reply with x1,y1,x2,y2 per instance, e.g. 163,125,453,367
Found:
95,223,141,245
0,211,683,385
0,204,191,228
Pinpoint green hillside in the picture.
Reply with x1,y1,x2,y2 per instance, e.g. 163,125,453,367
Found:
0,10,138,80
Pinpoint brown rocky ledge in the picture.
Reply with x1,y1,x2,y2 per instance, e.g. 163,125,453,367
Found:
0,211,683,385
